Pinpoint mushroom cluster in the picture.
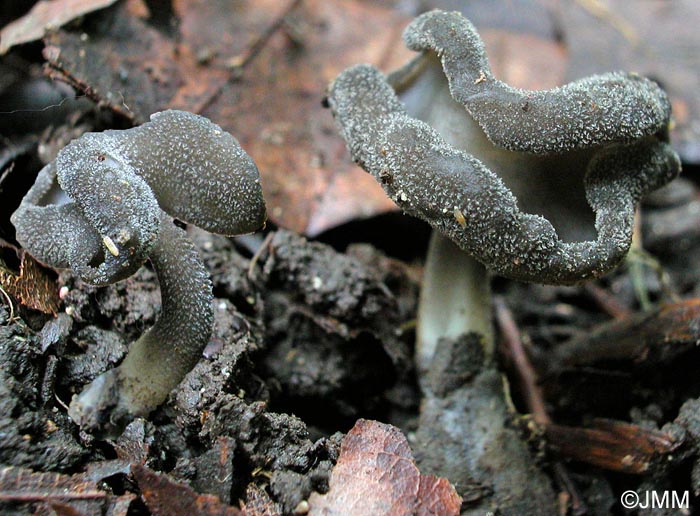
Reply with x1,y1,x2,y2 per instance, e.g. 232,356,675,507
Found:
326,10,680,285
12,110,266,436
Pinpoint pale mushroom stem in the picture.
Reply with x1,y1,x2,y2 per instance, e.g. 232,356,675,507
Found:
68,213,213,437
409,57,494,369
417,216,494,372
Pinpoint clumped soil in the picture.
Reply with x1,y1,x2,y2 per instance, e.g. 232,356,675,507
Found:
2,181,700,515
0,224,424,515
2,3,700,515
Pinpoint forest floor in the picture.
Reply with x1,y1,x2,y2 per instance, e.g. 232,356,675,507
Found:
2,1,700,515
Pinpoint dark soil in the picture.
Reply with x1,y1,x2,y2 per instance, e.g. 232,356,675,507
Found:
2,3,700,516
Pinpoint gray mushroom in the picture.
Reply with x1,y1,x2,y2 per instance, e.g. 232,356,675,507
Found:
326,10,681,514
326,11,680,286
12,110,266,437
404,10,671,154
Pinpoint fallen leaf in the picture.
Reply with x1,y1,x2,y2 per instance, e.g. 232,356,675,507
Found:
43,2,180,123
0,0,118,54
132,464,242,516
0,247,59,315
546,419,680,474
199,0,413,235
41,0,304,124
243,484,280,516
308,419,461,516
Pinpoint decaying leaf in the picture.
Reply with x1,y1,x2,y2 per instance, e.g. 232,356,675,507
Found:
41,0,297,123
132,464,242,516
0,465,105,502
0,248,59,314
308,419,461,516
199,0,414,235
546,419,681,474
243,484,280,516
0,0,118,54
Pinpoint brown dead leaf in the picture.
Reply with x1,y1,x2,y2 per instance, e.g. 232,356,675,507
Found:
199,0,413,235
308,419,461,516
0,248,59,315
168,0,303,114
0,465,105,502
0,0,118,54
546,419,681,474
243,484,280,516
41,0,304,123
132,464,242,516
43,1,180,124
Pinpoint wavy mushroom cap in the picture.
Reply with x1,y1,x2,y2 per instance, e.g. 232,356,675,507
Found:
13,110,266,285
11,110,266,435
403,10,671,155
327,61,679,284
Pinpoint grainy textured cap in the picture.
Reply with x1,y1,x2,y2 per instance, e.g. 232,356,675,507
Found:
404,10,672,154
11,110,265,436
57,133,160,284
11,162,102,274
12,109,266,286
111,110,266,235
327,64,680,284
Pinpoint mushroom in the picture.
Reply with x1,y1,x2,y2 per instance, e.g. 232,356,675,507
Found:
327,56,679,287
12,110,266,437
326,10,680,512
327,10,680,359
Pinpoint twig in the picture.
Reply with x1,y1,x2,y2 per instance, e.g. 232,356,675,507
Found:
247,231,274,280
495,296,549,425
495,296,588,515
548,299,700,370
583,283,631,320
